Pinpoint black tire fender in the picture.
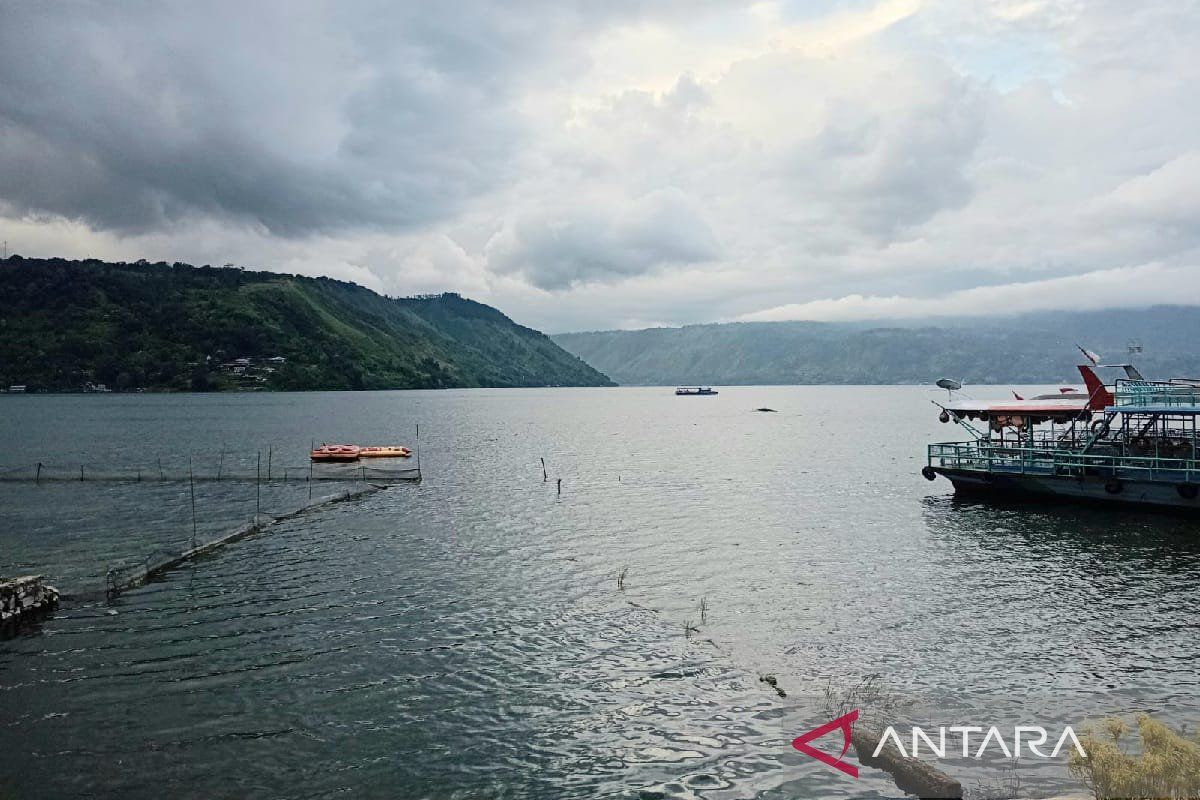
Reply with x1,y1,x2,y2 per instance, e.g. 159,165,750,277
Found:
1178,483,1199,500
921,466,937,482
1104,479,1124,495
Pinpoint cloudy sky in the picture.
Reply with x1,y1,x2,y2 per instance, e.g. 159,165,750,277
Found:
2,0,1198,332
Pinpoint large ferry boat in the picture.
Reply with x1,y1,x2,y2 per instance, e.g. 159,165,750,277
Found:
924,361,1200,510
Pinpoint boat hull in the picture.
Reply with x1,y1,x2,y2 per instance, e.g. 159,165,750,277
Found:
934,467,1200,511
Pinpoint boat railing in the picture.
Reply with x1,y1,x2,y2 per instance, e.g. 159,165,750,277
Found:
1006,430,1094,449
989,429,1196,450
928,440,1200,481
1112,378,1200,409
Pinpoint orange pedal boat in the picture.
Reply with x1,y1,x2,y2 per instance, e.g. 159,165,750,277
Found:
358,446,412,458
310,444,362,462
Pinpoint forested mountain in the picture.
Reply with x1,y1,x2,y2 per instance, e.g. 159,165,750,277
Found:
554,309,1200,386
0,256,613,391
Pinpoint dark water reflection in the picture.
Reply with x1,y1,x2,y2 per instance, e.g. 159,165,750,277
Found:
2,387,1199,798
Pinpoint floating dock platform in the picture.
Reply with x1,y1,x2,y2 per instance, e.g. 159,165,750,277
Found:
1,575,59,629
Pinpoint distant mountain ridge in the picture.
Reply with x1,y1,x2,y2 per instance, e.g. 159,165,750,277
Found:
553,308,1200,386
0,256,613,391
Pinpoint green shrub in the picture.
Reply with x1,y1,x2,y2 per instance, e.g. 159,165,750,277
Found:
1070,714,1200,799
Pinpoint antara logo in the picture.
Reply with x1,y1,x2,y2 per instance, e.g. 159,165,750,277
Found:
793,710,1088,778
791,710,860,778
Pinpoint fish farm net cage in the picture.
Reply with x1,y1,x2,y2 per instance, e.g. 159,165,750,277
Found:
2,447,419,603
2,442,421,608
0,460,421,483
3,463,402,605
96,483,384,600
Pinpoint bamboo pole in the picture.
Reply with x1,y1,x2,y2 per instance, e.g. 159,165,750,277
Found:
189,456,198,550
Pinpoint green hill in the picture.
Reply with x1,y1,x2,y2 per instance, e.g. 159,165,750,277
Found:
0,256,613,391
554,310,1200,386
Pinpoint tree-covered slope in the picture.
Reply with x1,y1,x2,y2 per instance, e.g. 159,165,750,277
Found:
0,256,613,391
554,310,1200,386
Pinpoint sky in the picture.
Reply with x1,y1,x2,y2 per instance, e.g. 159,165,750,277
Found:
1,0,1198,333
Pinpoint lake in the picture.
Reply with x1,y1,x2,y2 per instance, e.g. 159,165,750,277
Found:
3,387,1199,799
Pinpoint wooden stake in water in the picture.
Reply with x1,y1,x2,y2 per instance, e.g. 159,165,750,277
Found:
256,451,262,523
217,444,226,481
158,457,164,481
188,456,198,550
557,478,562,495
35,462,41,485
267,446,272,481
541,457,547,482
415,424,421,478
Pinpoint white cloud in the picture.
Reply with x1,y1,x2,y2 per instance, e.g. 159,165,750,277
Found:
737,261,1200,322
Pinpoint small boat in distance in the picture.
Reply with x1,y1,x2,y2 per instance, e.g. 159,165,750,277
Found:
310,444,362,462
676,387,718,396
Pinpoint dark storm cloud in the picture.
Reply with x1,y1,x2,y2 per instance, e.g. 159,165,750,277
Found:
0,1,709,236
7,0,1200,329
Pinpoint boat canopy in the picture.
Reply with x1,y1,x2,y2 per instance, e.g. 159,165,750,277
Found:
940,365,1111,425
943,398,1092,425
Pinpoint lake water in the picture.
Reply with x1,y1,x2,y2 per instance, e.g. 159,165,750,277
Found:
3,387,1200,799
